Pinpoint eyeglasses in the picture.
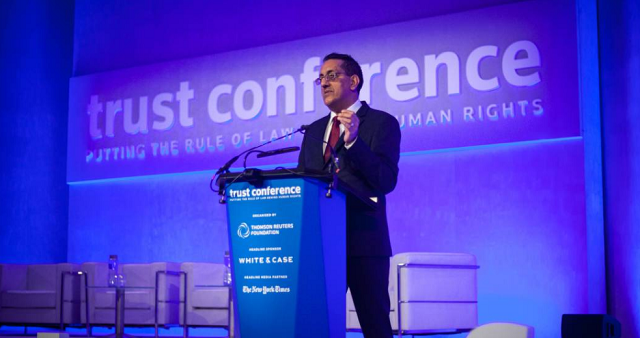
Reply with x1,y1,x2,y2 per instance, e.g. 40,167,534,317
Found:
314,72,344,85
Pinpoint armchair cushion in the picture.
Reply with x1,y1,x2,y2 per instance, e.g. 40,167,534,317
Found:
26,265,57,290
0,264,28,291
192,288,228,309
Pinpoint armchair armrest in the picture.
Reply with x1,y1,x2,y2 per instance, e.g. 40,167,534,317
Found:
59,270,89,330
155,270,187,338
148,262,180,302
154,270,186,303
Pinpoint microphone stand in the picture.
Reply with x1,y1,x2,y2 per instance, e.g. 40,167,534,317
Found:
326,146,339,198
297,128,340,198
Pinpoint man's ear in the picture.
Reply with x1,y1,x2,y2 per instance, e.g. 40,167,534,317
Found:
350,74,360,92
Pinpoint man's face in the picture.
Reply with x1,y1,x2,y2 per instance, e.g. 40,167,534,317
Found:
319,59,356,111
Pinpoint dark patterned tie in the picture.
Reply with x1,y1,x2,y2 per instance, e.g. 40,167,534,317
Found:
324,116,340,163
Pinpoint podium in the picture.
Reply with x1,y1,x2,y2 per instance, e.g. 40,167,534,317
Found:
218,169,350,338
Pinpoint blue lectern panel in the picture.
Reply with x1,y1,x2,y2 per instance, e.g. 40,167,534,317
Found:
225,177,345,338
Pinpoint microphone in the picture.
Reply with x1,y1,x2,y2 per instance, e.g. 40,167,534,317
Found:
214,125,307,176
256,146,300,158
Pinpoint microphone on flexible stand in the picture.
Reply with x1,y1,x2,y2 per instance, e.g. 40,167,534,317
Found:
214,125,306,177
212,124,308,202
240,146,300,171
256,146,300,158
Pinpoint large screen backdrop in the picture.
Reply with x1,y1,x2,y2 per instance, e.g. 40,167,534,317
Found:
67,0,578,182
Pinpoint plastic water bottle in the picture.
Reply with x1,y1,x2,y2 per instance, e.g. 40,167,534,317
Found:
108,254,119,287
223,251,232,286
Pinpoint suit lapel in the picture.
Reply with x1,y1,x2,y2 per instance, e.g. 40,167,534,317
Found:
312,114,331,168
356,101,370,129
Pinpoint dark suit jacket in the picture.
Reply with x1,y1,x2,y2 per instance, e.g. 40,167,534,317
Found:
297,101,401,257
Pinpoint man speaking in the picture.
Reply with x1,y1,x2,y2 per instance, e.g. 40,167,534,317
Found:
297,53,401,338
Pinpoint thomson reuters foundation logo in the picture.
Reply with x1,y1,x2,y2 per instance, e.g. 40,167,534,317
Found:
237,223,250,239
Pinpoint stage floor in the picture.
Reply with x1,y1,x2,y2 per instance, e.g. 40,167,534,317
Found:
0,326,470,338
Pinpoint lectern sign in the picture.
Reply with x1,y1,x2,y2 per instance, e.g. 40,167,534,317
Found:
228,181,302,335
224,176,346,338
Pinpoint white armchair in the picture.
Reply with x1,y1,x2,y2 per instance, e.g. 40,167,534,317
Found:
179,262,230,329
0,263,81,326
80,262,181,329
347,252,479,337
468,322,534,338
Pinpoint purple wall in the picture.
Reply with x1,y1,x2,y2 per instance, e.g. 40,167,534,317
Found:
0,0,74,263
599,0,640,337
71,0,521,76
